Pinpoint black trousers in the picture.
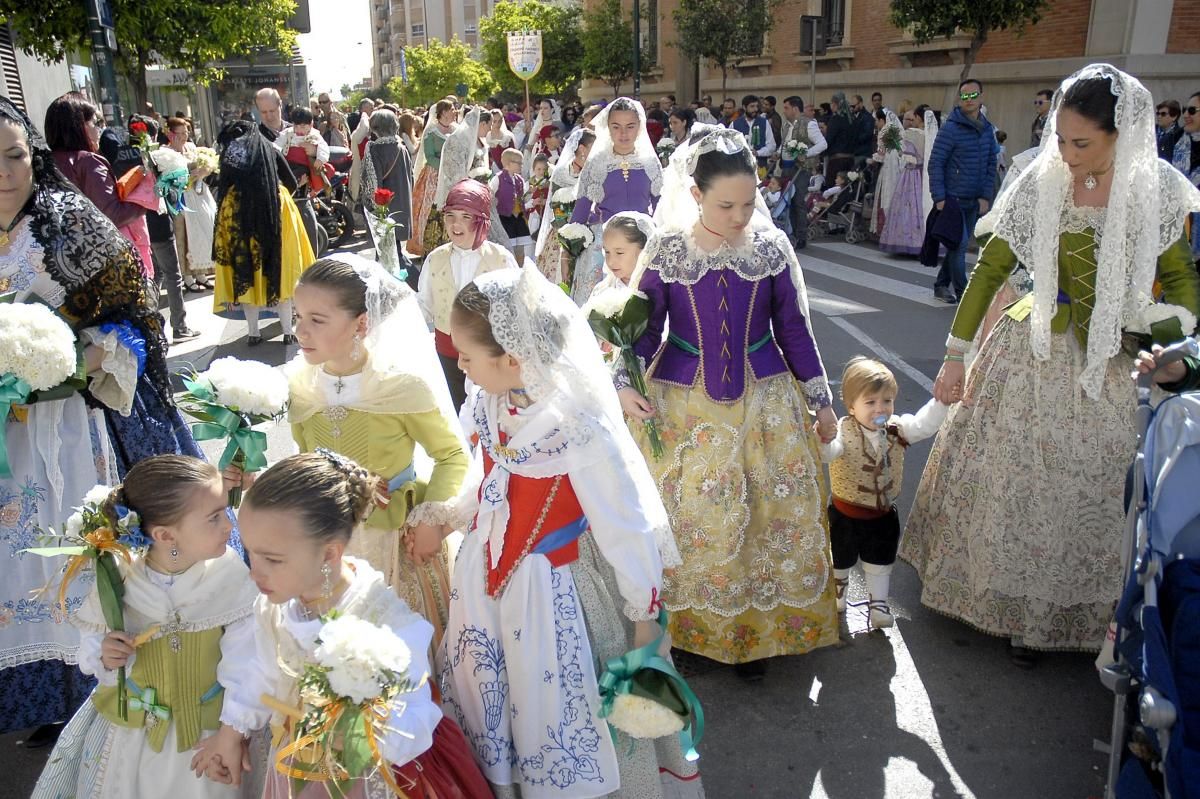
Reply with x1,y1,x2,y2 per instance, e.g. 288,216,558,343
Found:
439,352,467,413
829,503,901,569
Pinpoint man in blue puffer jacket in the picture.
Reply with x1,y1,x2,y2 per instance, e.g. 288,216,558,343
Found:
928,78,999,303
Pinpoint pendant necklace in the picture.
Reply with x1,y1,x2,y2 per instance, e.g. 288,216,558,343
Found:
1083,161,1113,191
0,211,24,248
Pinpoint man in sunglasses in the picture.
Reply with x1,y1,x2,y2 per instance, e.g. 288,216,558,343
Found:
1030,88,1053,148
1156,99,1184,162
927,77,998,304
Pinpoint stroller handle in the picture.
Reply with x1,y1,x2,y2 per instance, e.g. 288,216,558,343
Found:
1135,344,1191,396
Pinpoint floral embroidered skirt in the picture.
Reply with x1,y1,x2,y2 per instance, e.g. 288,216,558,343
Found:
212,185,312,309
900,317,1135,652
407,166,439,258
440,534,703,799
632,374,839,664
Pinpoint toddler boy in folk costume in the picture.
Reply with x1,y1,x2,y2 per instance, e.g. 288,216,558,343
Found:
822,357,948,628
417,178,518,412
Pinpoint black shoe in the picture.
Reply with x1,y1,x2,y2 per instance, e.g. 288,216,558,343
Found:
282,334,297,345
173,327,200,342
933,286,957,304
1008,643,1038,669
21,722,64,749
734,660,767,682
247,335,263,347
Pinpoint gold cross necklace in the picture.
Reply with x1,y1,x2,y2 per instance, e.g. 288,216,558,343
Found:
0,212,25,248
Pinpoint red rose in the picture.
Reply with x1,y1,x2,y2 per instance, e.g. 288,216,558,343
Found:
130,121,148,135
373,188,395,206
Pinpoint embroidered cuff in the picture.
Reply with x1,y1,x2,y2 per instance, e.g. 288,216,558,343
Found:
624,600,659,622
802,376,832,409
80,325,141,415
945,334,974,353
405,499,459,530
613,354,647,393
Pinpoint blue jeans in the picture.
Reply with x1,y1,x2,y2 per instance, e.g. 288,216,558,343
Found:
935,200,979,296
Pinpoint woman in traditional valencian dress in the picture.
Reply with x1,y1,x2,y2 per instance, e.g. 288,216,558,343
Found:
568,98,662,304
901,65,1200,664
439,267,702,798
408,100,456,258
0,97,204,741
534,127,595,284
286,255,467,647
879,107,929,256
619,128,840,680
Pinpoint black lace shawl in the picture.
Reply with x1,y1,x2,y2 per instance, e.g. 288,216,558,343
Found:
0,96,173,404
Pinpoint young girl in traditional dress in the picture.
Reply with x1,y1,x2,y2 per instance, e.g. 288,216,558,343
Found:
569,98,662,304
439,266,702,799
205,452,493,798
619,127,839,681
417,178,519,411
820,357,946,629
589,211,657,298
287,254,468,647
33,456,258,799
534,128,595,284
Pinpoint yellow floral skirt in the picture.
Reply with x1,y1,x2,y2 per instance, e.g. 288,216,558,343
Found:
213,185,313,308
406,166,438,257
630,373,839,663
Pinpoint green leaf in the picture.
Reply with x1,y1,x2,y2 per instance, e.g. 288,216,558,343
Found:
95,553,126,633
338,708,373,778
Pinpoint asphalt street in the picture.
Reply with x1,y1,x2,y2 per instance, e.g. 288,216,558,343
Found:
1,231,1114,798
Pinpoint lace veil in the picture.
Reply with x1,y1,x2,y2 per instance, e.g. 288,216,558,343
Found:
653,125,773,233
921,109,938,221
471,266,681,566
533,126,587,258
435,106,483,207
980,63,1200,398
411,105,440,179
576,99,662,206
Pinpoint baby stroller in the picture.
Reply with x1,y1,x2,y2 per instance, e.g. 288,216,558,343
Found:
1099,339,1200,799
810,168,874,244
770,179,798,238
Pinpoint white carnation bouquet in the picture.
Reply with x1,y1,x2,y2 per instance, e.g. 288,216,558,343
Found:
1122,292,1199,356
656,138,676,165
176,357,289,506
548,186,577,230
469,165,493,183
0,299,82,477
282,612,420,794
148,147,192,216
781,141,808,163
557,222,594,293
191,146,220,175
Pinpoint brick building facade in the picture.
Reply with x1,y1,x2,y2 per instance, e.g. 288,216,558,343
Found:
582,0,1199,148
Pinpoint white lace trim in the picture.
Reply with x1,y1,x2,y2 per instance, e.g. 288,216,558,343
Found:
0,641,80,669
405,499,459,529
643,228,789,286
79,326,138,415
1061,201,1107,235
576,152,664,207
623,600,658,622
946,334,974,353
802,376,832,409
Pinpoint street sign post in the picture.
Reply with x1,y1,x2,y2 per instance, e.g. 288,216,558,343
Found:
800,15,825,112
86,0,123,124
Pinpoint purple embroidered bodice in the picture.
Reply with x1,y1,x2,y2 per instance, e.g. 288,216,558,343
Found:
570,167,657,225
632,229,831,407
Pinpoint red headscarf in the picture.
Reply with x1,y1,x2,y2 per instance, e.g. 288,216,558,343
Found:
443,179,492,249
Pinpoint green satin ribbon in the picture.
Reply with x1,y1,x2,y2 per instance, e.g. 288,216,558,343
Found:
0,373,31,478
668,331,773,357
191,405,268,471
127,682,171,721
597,609,705,762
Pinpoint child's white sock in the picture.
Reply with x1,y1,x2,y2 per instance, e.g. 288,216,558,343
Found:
863,562,894,628
277,299,294,336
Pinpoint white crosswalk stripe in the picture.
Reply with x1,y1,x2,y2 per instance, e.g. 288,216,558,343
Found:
799,253,947,308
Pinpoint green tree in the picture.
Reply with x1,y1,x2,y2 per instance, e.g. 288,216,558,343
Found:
581,0,650,97
889,0,1047,81
390,37,498,108
479,0,582,98
0,0,297,112
673,0,778,97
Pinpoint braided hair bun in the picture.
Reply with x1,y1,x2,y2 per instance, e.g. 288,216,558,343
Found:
243,451,381,542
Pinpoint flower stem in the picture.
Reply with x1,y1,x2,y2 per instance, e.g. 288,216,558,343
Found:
623,353,664,459
229,448,245,509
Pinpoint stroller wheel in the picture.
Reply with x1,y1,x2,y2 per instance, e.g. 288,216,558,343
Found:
845,226,863,244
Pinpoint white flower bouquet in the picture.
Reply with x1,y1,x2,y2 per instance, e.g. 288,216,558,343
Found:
149,147,191,216
549,186,577,230
557,222,594,293
598,611,702,756
583,282,663,458
781,141,808,164
656,138,676,165
469,166,493,183
282,612,420,795
190,146,219,175
0,298,82,477
846,171,860,182
176,357,289,506
1122,293,1199,354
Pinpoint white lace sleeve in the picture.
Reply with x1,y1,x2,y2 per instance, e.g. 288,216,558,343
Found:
79,326,138,415
217,614,276,735
894,399,950,444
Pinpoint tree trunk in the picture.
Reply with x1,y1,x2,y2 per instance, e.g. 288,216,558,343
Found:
125,46,150,116
720,64,728,98
959,30,987,83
